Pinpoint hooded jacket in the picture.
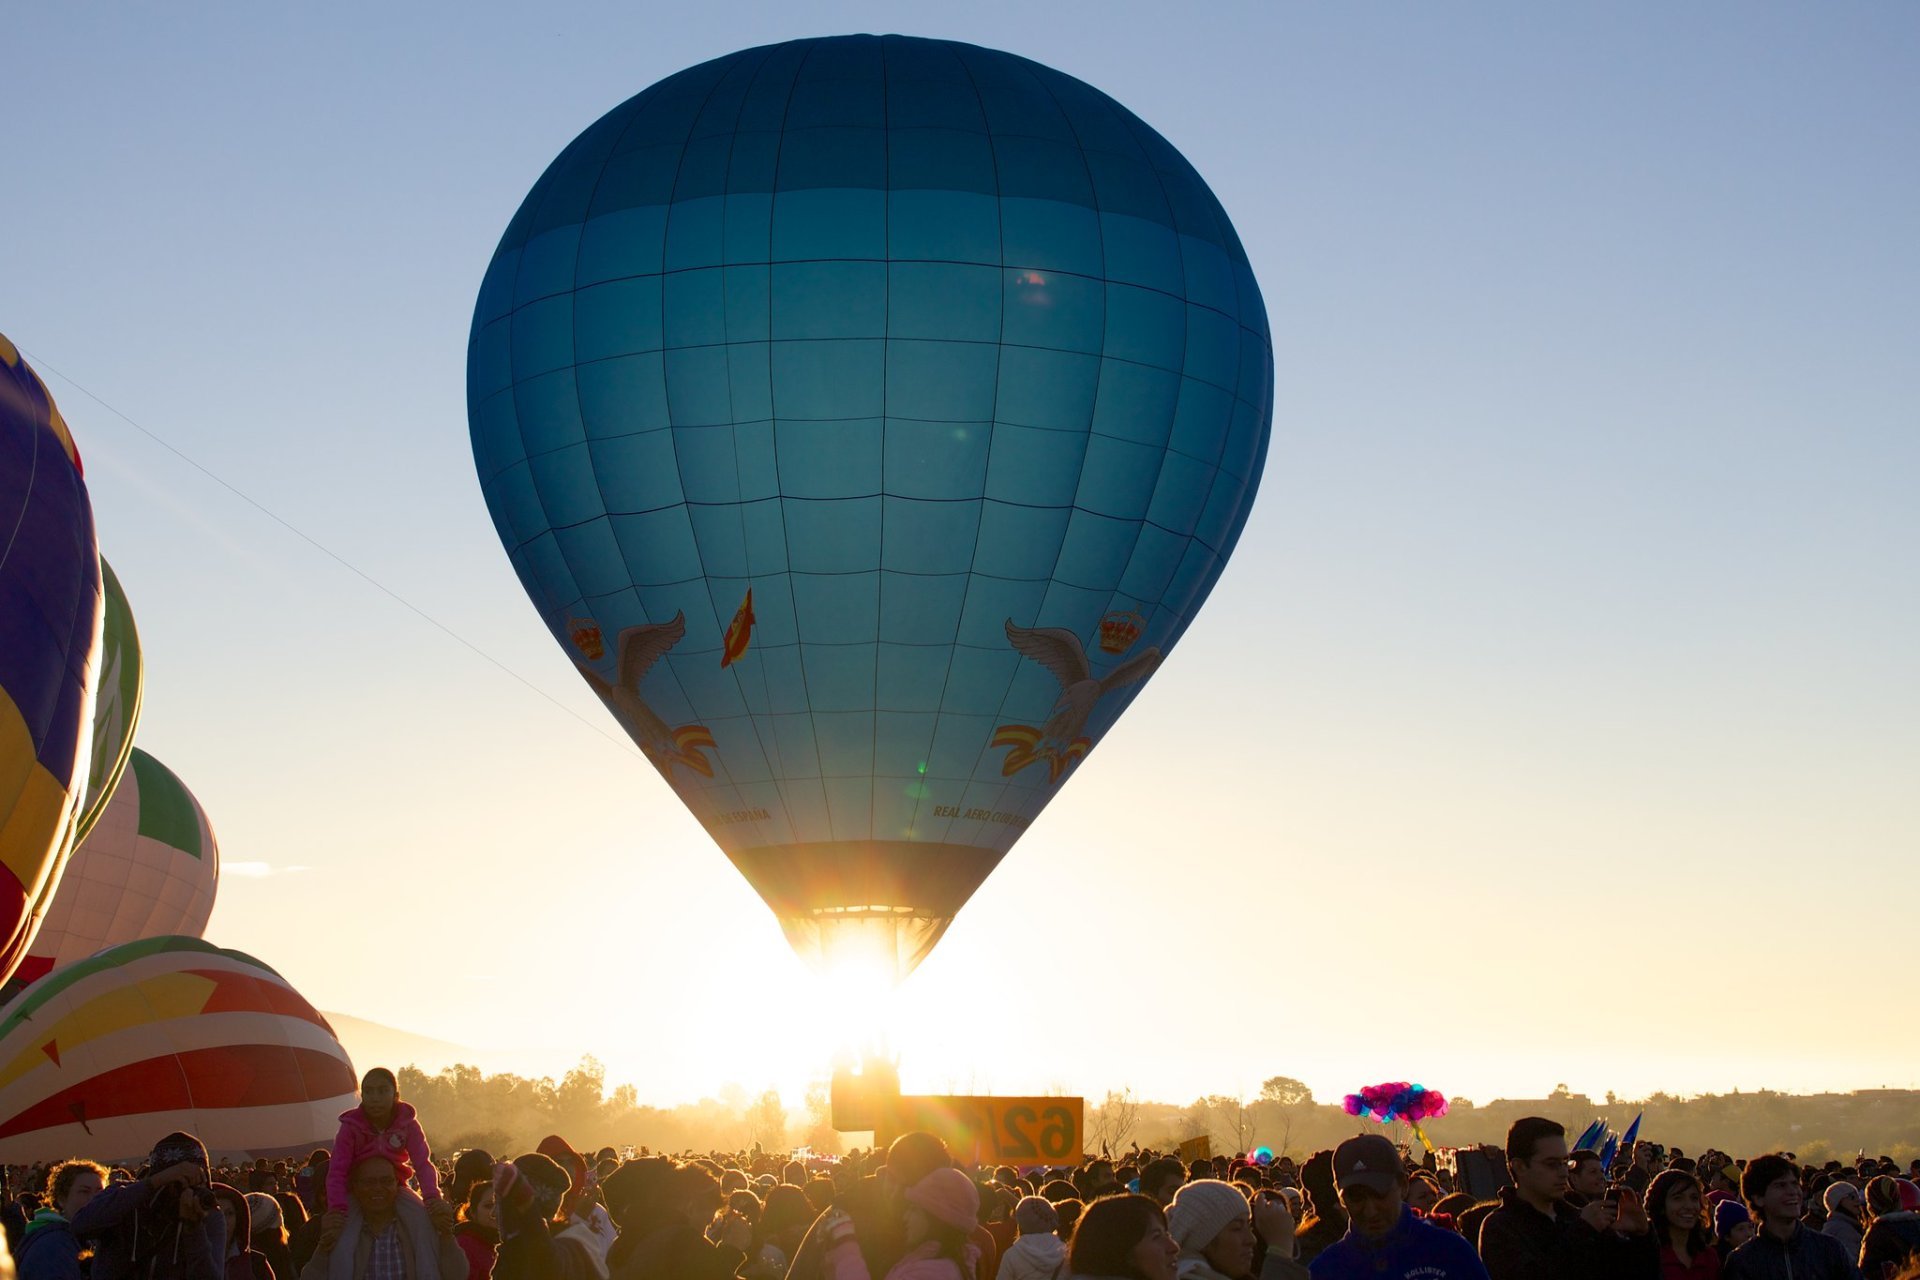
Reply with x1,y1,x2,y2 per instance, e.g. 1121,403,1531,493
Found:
71,1175,228,1280
209,1186,272,1280
328,1103,440,1212
1720,1222,1859,1280
992,1232,1065,1280
1307,1205,1490,1280
17,1209,86,1280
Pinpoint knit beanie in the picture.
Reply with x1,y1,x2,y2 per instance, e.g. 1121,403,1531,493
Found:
1865,1176,1903,1217
1823,1182,1861,1213
903,1167,981,1233
149,1131,209,1177
1013,1195,1059,1235
1168,1179,1249,1254
537,1137,584,1191
246,1193,283,1235
1713,1199,1751,1237
509,1154,570,1219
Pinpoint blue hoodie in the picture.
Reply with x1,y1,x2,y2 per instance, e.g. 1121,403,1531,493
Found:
1308,1206,1491,1280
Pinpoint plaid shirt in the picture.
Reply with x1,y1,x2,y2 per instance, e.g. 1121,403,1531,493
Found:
365,1219,407,1280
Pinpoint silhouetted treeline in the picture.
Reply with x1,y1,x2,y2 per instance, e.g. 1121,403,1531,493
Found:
393,1061,1920,1166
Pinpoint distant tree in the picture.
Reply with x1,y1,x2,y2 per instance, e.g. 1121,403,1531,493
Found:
1090,1088,1141,1154
1260,1077,1314,1108
745,1088,788,1150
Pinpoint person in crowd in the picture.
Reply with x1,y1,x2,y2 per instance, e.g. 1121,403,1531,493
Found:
1429,1193,1476,1234
454,1180,499,1280
16,1160,105,1280
1304,1134,1488,1280
1859,1176,1920,1280
1711,1201,1753,1259
1646,1169,1718,1280
247,1192,296,1280
1721,1154,1857,1280
73,1133,227,1280
1625,1147,1664,1198
1405,1175,1442,1218
1822,1183,1868,1260
819,1166,979,1280
299,1156,464,1280
326,1069,452,1237
1056,1200,1085,1245
1140,1162,1188,1212
1293,1152,1347,1265
1476,1117,1654,1280
785,1134,954,1280
602,1159,743,1280
1064,1194,1177,1280
740,1183,810,1279
212,1184,273,1280
993,1197,1062,1280
448,1154,496,1222
1166,1177,1304,1280
1565,1153,1607,1210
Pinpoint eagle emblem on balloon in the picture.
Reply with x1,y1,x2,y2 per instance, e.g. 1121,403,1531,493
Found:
993,619,1163,784
573,612,718,780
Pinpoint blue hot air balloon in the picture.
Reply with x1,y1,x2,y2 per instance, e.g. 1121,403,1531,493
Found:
469,35,1273,978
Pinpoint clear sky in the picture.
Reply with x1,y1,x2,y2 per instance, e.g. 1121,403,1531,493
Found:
8,2,1918,1112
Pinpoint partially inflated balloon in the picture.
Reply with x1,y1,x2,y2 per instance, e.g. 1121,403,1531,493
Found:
72,558,143,845
469,36,1272,977
0,334,102,984
8,748,219,992
0,936,357,1161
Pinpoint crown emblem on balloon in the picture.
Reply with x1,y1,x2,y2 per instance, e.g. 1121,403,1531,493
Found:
568,617,605,660
1097,609,1145,655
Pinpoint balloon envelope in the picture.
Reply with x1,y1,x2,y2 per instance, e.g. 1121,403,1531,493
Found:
469,36,1272,977
9,748,220,991
0,936,357,1161
0,334,102,984
72,558,144,845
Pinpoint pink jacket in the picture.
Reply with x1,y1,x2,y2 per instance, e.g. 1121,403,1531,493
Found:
825,1239,974,1280
327,1100,440,1209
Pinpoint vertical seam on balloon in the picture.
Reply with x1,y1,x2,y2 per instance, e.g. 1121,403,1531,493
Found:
643,57,771,822
966,59,1114,825
913,42,1002,850
1063,88,1182,645
955,55,1108,822
722,47,802,851
1112,109,1208,655
870,35,892,849
764,40,829,844
701,47,795,850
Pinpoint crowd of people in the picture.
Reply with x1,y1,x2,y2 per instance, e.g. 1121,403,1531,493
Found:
4,1068,1920,1280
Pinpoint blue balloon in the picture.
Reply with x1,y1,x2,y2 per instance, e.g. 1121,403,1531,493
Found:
468,35,1272,978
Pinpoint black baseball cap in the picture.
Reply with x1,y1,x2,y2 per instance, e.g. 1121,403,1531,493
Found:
1333,1135,1403,1195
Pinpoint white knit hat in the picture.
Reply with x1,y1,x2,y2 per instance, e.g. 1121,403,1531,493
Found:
1167,1179,1249,1253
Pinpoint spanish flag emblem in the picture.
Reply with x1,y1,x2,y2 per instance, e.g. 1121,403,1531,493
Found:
721,588,755,668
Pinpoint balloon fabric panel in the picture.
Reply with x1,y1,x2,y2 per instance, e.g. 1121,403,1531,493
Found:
469,37,1272,978
8,748,220,992
0,936,356,1162
0,334,102,986
72,558,144,845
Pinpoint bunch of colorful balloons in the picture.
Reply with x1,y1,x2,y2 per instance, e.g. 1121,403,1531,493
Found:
1342,1081,1450,1125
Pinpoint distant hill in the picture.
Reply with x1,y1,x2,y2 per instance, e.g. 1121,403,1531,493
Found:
322,1012,483,1075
